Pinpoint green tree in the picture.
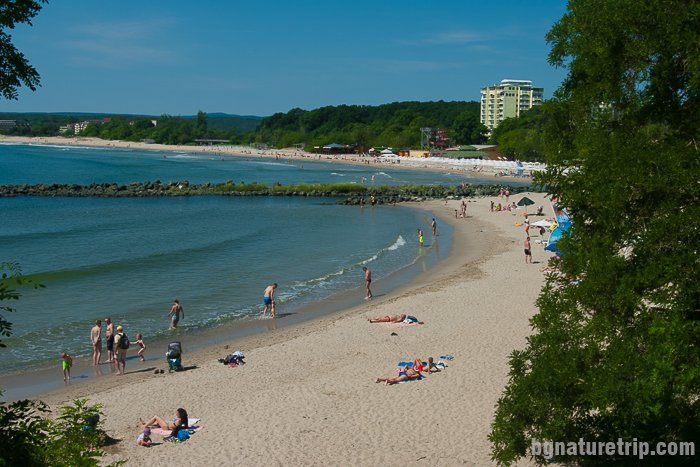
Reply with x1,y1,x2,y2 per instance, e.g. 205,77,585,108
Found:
490,0,700,465
452,111,488,145
0,0,47,100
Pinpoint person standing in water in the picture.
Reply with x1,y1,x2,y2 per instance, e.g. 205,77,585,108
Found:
362,267,373,300
91,319,102,366
418,229,424,247
168,299,184,329
430,218,437,236
262,283,278,318
105,317,114,363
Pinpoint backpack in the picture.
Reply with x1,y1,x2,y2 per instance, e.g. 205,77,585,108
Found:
118,332,130,349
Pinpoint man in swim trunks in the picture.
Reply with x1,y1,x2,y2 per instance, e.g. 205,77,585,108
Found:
168,299,184,329
524,236,532,264
362,267,372,300
262,283,278,318
105,317,114,363
91,319,102,365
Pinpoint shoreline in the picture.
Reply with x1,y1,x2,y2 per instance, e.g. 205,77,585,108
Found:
27,192,552,465
0,135,532,184
30,199,490,405
0,203,455,400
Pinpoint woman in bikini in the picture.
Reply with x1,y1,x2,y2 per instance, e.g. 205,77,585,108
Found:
141,408,188,432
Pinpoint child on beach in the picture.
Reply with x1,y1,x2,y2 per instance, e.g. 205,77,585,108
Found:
135,333,146,362
61,352,73,382
136,427,153,447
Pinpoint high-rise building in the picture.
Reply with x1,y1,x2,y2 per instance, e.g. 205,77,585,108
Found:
480,79,544,132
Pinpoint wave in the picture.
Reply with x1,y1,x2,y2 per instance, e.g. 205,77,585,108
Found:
248,161,293,168
283,234,407,299
330,172,345,176
24,232,265,283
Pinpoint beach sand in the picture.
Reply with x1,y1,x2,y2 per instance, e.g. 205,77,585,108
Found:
29,191,553,466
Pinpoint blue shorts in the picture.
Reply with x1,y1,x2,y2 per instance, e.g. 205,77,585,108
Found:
172,315,179,323
263,296,272,305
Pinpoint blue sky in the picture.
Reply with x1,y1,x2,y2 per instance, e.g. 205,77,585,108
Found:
3,0,568,117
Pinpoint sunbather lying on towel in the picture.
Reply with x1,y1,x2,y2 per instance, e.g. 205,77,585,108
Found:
367,314,423,324
375,365,422,385
413,357,440,374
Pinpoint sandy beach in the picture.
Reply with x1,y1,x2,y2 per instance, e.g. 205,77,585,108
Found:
0,135,529,182
24,189,554,466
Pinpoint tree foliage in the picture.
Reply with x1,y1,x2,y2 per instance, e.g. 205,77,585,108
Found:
0,398,121,467
490,0,700,464
0,0,47,100
255,101,483,149
489,105,550,161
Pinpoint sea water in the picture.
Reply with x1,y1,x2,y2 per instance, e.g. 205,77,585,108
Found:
0,142,531,187
0,143,460,375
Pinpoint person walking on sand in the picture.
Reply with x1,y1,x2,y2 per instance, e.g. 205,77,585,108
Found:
114,325,128,375
524,236,533,264
430,218,437,236
168,299,184,329
362,266,373,300
61,352,73,382
91,319,102,365
262,283,278,318
105,317,114,363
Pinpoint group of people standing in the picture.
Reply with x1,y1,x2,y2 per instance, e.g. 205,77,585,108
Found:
79,299,183,379
89,317,144,376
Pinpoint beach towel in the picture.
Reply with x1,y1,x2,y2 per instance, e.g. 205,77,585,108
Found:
381,321,419,329
393,362,424,383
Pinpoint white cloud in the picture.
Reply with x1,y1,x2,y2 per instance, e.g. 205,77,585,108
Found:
58,18,179,67
424,31,482,44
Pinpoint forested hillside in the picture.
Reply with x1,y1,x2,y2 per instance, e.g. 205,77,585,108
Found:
254,101,487,150
0,111,261,143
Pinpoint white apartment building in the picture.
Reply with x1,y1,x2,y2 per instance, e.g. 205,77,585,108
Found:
480,79,544,132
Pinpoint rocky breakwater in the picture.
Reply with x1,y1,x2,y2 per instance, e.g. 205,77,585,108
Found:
0,181,531,204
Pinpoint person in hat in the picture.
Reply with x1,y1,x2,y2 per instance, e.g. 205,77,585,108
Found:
137,426,153,446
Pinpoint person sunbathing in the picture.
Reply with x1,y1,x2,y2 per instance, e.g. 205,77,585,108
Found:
141,408,188,433
412,357,440,374
375,365,422,385
367,314,423,324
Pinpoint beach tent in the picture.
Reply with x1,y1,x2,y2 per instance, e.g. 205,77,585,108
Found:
545,204,573,256
380,148,394,154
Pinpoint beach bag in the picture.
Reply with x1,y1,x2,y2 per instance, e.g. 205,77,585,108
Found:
119,333,130,349
177,429,190,441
